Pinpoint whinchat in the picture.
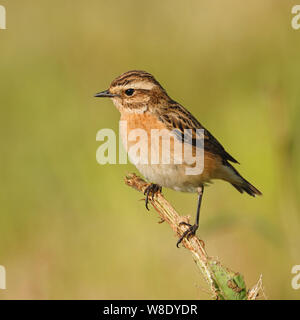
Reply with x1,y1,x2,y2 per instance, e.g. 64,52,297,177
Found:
95,70,262,246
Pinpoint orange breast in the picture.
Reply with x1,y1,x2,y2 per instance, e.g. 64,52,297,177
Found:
120,111,222,181
121,111,166,132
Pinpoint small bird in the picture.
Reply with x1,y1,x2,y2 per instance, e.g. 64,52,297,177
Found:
95,70,262,247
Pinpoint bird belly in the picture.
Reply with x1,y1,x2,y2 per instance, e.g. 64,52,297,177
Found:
135,163,203,193
120,111,222,192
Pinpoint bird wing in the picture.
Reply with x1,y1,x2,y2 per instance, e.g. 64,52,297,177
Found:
154,102,239,164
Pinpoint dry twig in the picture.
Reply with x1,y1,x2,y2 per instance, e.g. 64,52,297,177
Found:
125,173,264,300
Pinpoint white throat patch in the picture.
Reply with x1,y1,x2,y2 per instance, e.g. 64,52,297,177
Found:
112,99,148,114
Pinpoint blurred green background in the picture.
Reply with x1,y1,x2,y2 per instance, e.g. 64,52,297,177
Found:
1,0,300,299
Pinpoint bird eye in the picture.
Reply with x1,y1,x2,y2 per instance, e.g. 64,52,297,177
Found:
125,88,134,96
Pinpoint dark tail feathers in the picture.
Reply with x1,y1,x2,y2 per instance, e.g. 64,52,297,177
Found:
231,180,262,197
227,163,262,197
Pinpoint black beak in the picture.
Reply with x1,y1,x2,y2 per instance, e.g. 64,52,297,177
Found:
94,89,116,98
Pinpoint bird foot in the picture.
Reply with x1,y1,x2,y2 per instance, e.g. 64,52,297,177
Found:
143,183,162,210
176,222,199,248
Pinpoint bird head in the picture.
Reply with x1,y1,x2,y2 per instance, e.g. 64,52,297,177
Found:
95,70,170,113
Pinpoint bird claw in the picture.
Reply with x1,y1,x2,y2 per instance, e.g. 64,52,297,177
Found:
176,223,199,248
144,184,162,210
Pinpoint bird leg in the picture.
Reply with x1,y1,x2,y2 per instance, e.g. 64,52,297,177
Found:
144,183,162,210
176,186,204,248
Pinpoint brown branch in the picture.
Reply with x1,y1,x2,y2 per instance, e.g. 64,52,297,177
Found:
125,173,264,300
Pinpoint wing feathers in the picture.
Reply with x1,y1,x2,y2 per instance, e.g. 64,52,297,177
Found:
156,102,238,164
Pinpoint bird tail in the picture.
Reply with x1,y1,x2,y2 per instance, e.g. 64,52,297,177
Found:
231,180,262,197
226,163,262,197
